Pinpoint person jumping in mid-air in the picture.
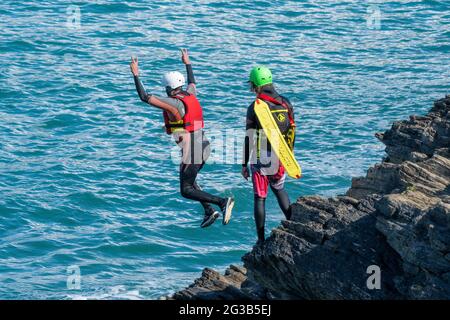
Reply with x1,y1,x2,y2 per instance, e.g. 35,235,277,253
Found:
130,49,234,228
242,66,296,244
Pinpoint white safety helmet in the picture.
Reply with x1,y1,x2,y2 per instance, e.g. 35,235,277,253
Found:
162,71,185,90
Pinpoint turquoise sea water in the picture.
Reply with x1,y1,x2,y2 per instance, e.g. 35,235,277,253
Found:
0,0,449,299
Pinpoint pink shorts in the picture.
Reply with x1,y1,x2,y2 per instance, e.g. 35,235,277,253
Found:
251,165,286,198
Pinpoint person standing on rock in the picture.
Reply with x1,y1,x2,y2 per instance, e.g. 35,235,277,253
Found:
242,66,296,244
130,49,234,228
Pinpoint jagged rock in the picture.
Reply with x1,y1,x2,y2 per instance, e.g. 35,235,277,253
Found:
242,194,404,300
171,95,450,300
376,96,450,164
171,265,267,300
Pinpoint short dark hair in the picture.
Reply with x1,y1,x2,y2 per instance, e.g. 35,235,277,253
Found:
251,82,274,93
166,86,182,97
260,83,274,91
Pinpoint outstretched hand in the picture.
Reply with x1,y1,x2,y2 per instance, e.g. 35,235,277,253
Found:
181,48,191,65
130,57,139,76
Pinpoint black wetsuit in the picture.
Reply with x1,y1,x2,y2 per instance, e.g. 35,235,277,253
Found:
243,85,294,241
179,130,225,214
134,65,226,216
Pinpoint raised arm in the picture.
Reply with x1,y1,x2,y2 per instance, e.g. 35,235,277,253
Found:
130,57,149,102
133,73,150,103
148,96,182,121
181,49,196,92
130,57,182,121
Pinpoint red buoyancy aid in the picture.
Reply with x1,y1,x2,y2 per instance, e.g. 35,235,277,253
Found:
163,91,204,134
257,93,295,127
257,93,297,151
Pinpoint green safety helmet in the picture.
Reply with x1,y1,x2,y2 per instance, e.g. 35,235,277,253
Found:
249,66,273,87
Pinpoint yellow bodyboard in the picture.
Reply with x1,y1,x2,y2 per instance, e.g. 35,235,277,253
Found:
254,99,302,179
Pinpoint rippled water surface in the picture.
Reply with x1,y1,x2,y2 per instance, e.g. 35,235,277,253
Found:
0,0,449,299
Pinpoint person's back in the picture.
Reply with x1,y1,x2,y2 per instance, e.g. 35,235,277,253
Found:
242,66,296,244
160,86,208,166
246,84,295,171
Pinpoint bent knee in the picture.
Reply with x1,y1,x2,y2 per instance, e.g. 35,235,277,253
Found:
180,185,194,198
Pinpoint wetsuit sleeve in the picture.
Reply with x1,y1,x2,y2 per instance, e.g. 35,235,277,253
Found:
243,102,256,166
133,76,182,120
134,76,151,103
187,84,197,96
148,96,183,121
186,64,195,85
156,96,186,118
246,102,257,130
186,64,197,96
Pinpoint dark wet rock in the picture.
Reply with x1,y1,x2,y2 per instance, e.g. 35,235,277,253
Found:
170,265,267,300
171,95,450,300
